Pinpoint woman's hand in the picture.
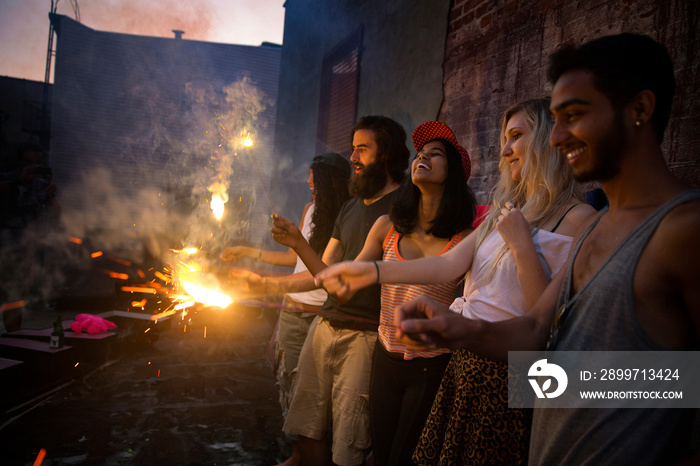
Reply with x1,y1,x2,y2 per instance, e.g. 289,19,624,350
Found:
220,246,253,262
495,202,532,252
314,261,377,301
271,214,305,249
227,267,267,295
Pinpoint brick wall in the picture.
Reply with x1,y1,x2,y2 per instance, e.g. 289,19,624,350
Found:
441,0,699,202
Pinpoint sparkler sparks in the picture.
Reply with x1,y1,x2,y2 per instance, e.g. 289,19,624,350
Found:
181,281,232,308
210,192,227,221
241,132,253,147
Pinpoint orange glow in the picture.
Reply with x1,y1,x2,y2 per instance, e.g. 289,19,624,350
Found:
33,448,46,466
69,237,83,244
154,271,170,283
179,261,196,272
121,286,157,294
137,269,145,278
174,300,195,311
210,193,226,220
107,255,132,267
131,299,147,307
1,300,26,311
181,281,232,308
91,251,103,258
108,272,129,280
240,130,253,147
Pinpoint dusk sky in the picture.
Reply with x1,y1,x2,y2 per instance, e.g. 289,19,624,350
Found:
0,0,286,82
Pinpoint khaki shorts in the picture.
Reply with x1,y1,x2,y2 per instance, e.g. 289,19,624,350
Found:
274,307,317,416
283,316,377,466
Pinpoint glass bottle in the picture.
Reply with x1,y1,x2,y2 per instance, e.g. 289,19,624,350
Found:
50,314,64,349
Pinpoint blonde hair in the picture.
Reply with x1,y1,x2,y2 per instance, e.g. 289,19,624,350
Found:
471,98,580,287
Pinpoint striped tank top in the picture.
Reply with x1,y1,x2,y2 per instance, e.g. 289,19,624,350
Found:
379,225,463,360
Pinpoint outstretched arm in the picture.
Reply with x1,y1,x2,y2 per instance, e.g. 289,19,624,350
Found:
221,245,297,267
393,207,598,362
394,267,565,362
316,224,480,295
228,267,318,295
321,215,391,303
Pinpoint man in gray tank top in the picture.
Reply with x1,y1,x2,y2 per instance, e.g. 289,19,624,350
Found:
395,33,700,465
530,33,700,465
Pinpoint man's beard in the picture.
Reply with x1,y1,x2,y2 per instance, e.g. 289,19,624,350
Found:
349,158,388,199
574,113,626,183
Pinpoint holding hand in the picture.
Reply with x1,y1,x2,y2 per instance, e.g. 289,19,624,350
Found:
221,246,253,262
227,267,267,295
495,202,532,251
314,261,377,301
271,213,305,249
395,295,472,350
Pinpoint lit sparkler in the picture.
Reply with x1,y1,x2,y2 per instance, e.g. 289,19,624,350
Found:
208,183,229,247
181,280,232,308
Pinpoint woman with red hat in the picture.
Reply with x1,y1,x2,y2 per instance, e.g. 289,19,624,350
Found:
316,98,596,465
293,121,474,465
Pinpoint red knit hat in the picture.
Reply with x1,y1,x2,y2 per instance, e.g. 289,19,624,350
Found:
412,121,471,180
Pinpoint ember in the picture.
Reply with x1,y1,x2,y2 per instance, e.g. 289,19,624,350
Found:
181,281,232,308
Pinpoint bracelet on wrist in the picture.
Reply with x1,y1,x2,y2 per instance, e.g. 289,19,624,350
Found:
372,260,380,284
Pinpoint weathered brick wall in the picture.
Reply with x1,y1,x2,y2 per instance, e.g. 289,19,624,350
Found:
441,0,699,202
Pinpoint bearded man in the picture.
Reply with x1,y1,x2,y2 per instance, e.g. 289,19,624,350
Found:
250,115,409,466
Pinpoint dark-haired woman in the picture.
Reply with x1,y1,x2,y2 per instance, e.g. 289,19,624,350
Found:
221,152,350,466
346,122,476,466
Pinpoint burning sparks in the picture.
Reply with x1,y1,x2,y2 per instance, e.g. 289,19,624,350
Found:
174,300,195,311
154,271,170,284
101,270,129,280
240,131,254,147
91,251,103,258
33,448,47,466
210,192,227,220
208,182,229,222
181,280,232,308
105,255,132,267
121,286,158,294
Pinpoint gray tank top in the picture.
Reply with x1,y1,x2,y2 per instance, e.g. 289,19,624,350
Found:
530,189,700,466
550,188,700,351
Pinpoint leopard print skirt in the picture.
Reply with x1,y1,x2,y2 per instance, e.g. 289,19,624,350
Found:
412,349,530,465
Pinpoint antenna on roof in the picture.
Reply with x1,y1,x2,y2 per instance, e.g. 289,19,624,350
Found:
172,30,185,40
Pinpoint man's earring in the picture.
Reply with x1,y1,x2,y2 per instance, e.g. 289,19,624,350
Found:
635,120,643,127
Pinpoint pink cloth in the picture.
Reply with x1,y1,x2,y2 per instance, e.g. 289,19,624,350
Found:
70,313,118,334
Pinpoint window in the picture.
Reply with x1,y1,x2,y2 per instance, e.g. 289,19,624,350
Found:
316,26,363,156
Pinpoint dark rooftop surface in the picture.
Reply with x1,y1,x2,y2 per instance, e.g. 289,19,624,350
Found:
1,303,289,465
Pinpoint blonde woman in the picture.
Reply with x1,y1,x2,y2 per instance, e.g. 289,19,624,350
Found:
316,98,596,464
